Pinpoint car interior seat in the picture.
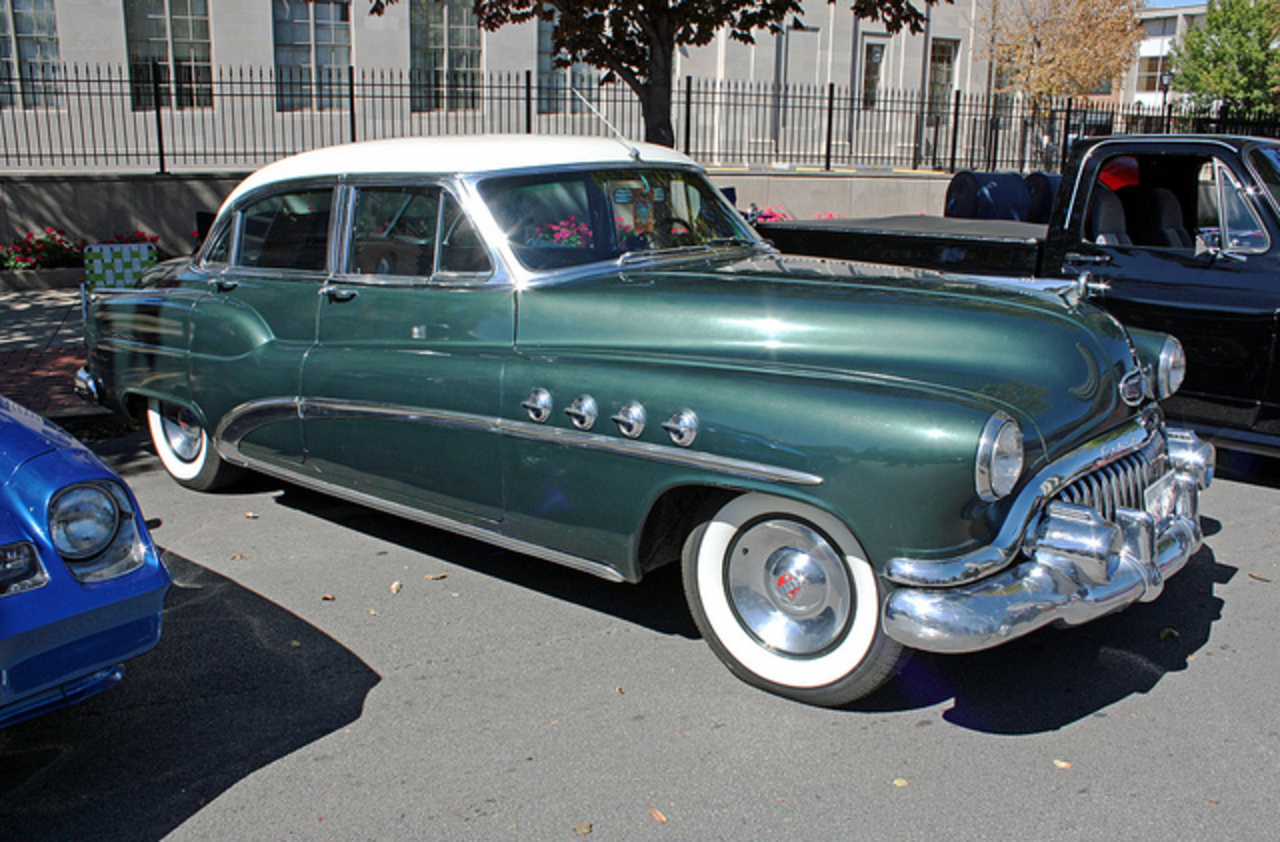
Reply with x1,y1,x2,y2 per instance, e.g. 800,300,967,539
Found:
1085,182,1131,245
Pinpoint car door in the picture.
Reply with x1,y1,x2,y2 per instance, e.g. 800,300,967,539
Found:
188,183,333,469
1067,149,1279,434
300,183,511,524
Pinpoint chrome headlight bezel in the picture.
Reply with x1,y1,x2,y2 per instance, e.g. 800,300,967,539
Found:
976,412,1025,503
1156,335,1187,399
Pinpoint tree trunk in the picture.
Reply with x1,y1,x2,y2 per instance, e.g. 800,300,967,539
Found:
638,17,676,147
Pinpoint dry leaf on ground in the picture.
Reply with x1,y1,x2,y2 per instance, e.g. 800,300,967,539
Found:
649,807,668,823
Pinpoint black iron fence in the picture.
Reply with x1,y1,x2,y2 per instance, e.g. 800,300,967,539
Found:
4,63,1280,174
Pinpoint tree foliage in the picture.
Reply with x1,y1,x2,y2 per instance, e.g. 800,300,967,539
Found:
1170,0,1280,114
366,1,946,147
990,0,1143,99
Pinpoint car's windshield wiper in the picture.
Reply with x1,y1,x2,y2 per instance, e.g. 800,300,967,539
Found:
617,237,761,266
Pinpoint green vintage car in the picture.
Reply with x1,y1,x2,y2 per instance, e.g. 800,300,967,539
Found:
77,136,1214,705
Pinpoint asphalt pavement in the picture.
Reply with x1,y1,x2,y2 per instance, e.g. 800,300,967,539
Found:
0,290,1277,839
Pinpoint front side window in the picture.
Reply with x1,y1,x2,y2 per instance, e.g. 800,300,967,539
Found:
238,189,333,271
124,0,212,111
273,0,350,112
481,168,755,271
0,0,62,109
1198,159,1268,253
410,0,481,113
349,185,491,278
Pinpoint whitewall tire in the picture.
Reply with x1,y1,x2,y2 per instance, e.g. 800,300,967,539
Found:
683,493,901,705
147,398,241,491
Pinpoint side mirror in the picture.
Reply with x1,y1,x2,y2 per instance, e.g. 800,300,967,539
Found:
1194,235,1247,264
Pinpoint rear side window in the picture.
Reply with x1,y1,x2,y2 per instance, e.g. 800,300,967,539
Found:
238,189,333,271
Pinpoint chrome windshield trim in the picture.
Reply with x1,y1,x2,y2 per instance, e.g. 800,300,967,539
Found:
214,397,823,487
884,409,1163,588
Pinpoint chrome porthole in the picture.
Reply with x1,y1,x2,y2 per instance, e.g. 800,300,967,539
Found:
522,388,552,423
662,409,698,447
725,517,854,657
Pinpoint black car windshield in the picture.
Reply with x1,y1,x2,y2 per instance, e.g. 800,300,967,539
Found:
479,167,757,271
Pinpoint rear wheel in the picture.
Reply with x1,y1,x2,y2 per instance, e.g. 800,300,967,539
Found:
682,493,901,706
147,398,241,491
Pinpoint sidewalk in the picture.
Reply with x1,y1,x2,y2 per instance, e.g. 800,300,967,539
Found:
0,288,106,420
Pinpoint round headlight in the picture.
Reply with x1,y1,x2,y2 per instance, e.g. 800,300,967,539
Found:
976,413,1024,502
49,484,120,560
1157,335,1186,399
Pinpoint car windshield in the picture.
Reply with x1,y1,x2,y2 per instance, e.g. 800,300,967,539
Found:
479,167,757,271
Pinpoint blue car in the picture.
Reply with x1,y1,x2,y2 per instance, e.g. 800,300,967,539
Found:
1,395,169,728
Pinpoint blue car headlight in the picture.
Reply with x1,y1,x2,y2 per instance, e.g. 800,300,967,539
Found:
48,482,146,583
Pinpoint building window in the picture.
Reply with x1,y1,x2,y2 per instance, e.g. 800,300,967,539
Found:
0,0,62,109
927,38,958,117
861,41,884,110
273,0,350,112
536,14,595,114
1136,55,1170,94
125,0,212,111
410,0,481,113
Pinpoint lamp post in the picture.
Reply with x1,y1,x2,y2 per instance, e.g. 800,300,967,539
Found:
1160,68,1173,133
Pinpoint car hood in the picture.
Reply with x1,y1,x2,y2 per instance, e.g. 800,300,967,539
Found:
515,253,1143,457
0,396,81,484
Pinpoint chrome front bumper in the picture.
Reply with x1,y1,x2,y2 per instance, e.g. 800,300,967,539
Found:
883,428,1214,654
74,366,100,403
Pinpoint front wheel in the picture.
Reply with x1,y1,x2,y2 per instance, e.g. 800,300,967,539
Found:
682,493,902,706
147,399,242,491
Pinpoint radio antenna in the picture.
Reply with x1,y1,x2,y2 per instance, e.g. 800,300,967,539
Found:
571,86,642,161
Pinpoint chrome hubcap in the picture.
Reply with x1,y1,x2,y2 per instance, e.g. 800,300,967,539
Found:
726,518,853,656
162,406,203,463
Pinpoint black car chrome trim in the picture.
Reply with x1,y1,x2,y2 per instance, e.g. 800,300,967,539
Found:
214,397,824,487
885,409,1164,588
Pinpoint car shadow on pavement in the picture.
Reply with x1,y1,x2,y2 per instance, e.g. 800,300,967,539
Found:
0,551,381,842
271,483,702,639
855,538,1235,733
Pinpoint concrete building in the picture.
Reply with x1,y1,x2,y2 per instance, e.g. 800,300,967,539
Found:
1123,1,1207,108
0,0,996,110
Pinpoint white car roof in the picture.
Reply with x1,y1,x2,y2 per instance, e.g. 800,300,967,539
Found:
221,134,699,211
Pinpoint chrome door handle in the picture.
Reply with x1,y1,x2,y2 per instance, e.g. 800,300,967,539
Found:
323,286,358,302
213,277,239,292
1063,252,1112,267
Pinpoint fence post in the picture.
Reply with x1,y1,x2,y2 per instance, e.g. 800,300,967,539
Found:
949,88,960,172
348,65,357,143
525,70,533,134
684,75,693,154
151,60,167,174
824,82,835,171
1059,97,1073,173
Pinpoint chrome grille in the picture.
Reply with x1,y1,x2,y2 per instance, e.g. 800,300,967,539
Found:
1053,437,1167,523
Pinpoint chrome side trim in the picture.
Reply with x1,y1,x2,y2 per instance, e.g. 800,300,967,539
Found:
213,453,626,583
214,396,824,487
884,410,1163,588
